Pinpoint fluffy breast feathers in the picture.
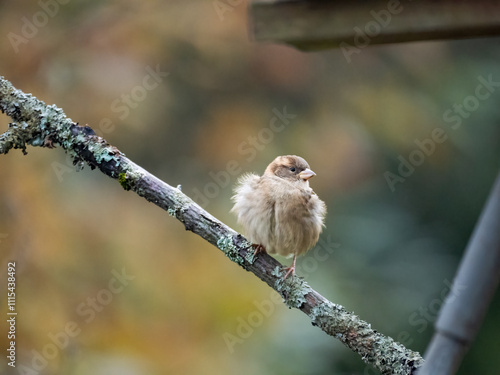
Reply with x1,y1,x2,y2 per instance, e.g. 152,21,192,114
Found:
231,173,326,257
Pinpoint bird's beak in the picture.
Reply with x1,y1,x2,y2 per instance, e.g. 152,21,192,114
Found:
299,168,316,181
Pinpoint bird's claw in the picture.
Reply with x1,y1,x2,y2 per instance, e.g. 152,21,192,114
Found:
251,244,266,257
282,254,297,280
282,265,295,280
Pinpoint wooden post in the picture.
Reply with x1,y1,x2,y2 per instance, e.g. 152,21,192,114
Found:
250,0,500,51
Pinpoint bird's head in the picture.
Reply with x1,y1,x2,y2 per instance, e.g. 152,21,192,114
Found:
264,155,316,186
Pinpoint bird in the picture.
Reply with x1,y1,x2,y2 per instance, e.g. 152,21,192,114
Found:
231,155,326,279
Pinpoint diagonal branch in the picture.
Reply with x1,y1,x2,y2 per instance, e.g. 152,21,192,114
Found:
0,76,423,375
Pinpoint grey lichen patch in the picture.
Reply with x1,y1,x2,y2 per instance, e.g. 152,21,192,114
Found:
0,124,30,154
217,234,244,266
274,273,310,309
29,135,44,147
335,332,347,343
271,266,284,278
217,235,232,251
126,168,143,184
371,340,424,375
166,187,193,220
167,205,189,219
90,142,123,166
172,187,193,208
310,302,339,329
370,340,420,375
309,302,424,374
242,240,256,264
310,302,374,344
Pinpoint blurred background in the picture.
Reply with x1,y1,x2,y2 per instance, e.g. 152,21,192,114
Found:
1,1,500,374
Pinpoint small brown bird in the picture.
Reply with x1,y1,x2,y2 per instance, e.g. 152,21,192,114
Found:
231,155,326,278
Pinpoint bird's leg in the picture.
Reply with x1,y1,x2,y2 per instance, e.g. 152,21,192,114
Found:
282,254,297,280
251,244,266,257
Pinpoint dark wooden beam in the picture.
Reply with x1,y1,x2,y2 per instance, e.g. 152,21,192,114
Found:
249,0,500,51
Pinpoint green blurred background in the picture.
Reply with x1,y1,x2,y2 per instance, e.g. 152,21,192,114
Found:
1,1,500,374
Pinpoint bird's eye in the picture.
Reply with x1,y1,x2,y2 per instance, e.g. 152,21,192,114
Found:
289,167,296,172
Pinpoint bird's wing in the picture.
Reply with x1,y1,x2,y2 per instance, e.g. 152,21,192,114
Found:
231,174,276,250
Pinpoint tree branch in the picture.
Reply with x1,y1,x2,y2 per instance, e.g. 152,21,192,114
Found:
0,76,423,375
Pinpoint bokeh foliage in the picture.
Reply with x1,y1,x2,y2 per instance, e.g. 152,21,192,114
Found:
1,1,500,374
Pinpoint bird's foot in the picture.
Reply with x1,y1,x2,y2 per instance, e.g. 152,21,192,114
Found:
282,254,297,280
251,244,266,257
282,265,295,280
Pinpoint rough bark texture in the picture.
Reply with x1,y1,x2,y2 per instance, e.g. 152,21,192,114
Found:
0,76,424,374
